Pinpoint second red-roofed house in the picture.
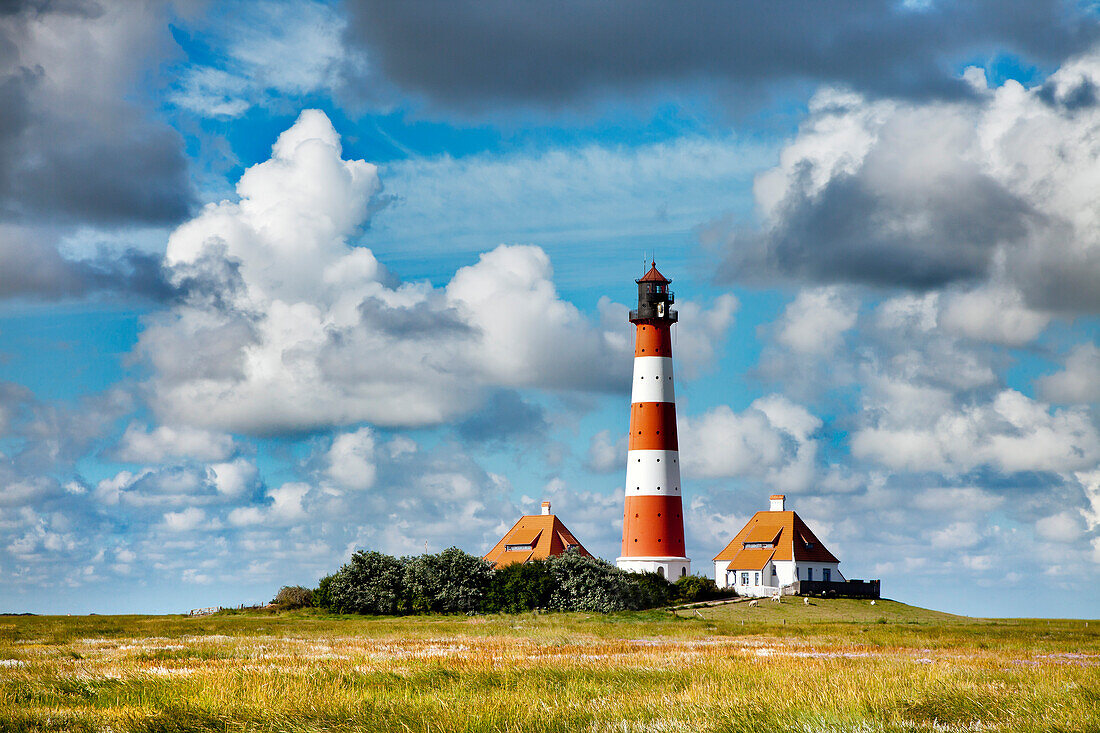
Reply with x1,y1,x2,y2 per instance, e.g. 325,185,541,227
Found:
484,501,592,568
713,494,844,596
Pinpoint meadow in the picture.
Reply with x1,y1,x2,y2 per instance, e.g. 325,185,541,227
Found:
1,598,1097,732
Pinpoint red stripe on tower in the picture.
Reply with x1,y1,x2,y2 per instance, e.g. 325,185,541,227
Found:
616,262,691,579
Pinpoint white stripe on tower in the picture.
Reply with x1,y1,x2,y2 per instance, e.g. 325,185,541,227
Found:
624,449,682,496
631,356,675,403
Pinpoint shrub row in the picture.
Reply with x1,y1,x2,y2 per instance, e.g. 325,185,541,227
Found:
281,548,727,615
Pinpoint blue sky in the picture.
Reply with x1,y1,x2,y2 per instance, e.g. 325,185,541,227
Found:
2,0,1100,618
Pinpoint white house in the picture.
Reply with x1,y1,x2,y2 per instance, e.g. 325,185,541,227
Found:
713,495,844,597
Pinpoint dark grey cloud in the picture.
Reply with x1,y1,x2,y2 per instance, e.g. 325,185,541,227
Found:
1038,76,1098,110
344,0,1099,108
0,2,193,226
456,389,547,443
0,1,195,302
0,226,176,301
0,0,101,17
357,295,473,338
717,167,1038,289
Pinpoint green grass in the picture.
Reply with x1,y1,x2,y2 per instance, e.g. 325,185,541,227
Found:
1,599,1097,732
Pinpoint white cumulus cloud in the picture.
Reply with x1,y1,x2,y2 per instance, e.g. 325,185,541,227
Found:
115,423,237,463
679,395,822,492
140,110,644,435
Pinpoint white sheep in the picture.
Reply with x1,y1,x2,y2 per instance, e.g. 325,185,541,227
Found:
803,597,810,606
771,593,781,603
748,599,759,608
870,600,877,606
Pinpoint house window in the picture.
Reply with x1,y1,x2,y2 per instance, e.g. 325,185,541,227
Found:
754,572,760,585
658,567,665,578
806,567,813,581
823,568,831,582
771,567,778,578
740,572,749,585
504,544,532,552
681,567,687,577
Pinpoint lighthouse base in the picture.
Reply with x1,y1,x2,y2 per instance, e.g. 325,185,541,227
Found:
616,556,691,579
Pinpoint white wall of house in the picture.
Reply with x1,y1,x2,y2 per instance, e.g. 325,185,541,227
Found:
715,559,845,593
792,563,845,583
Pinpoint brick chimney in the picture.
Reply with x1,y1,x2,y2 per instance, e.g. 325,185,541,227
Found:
541,501,551,515
769,494,786,512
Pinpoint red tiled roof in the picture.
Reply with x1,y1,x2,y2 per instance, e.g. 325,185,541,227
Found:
495,550,533,566
637,262,670,284
713,510,840,565
723,546,775,571
483,513,592,568
508,528,543,545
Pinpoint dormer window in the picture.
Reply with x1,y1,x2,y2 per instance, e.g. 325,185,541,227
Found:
743,542,773,549
505,543,533,552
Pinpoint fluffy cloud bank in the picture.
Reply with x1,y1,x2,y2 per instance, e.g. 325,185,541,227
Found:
714,53,1100,313
144,110,729,434
679,396,823,492
852,388,1100,475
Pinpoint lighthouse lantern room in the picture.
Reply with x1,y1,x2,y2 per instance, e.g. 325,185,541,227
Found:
616,262,691,579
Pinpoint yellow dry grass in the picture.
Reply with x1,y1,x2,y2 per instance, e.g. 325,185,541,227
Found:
1,599,1097,732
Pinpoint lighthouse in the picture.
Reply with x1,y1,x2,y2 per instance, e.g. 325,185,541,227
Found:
616,262,691,579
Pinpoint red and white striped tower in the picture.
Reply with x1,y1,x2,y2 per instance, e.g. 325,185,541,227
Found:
616,262,690,579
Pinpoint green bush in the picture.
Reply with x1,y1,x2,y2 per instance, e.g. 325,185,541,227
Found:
672,574,722,604
485,559,553,613
311,548,684,616
328,550,408,615
547,553,638,612
271,585,313,610
626,571,674,608
312,573,337,611
404,547,493,614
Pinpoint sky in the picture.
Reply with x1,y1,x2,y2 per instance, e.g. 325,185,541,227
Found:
1,0,1099,618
